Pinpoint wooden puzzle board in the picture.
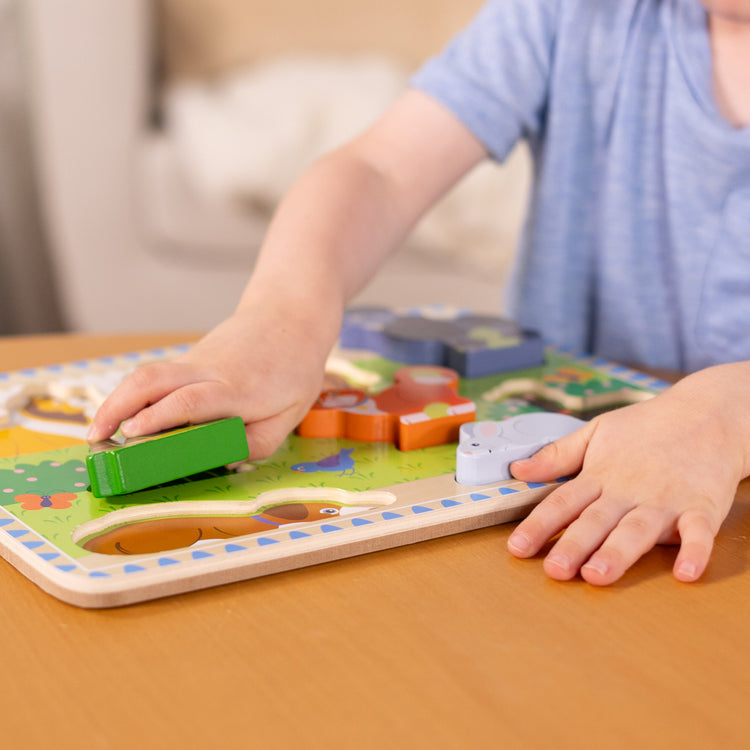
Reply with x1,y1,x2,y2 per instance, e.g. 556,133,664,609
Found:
0,340,669,608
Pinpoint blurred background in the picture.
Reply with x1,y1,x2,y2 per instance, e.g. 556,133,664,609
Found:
0,0,530,336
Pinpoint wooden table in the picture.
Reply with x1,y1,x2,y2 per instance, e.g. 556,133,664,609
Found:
1,332,749,749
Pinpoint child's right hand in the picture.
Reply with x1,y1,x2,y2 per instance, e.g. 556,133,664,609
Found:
87,292,340,460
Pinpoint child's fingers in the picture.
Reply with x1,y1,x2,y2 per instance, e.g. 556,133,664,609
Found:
540,495,644,581
576,505,670,585
243,412,301,461
672,507,717,582
510,420,595,482
117,380,236,439
507,474,602,558
88,362,207,441
537,499,721,586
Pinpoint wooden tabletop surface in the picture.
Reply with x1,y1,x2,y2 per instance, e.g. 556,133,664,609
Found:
1,332,749,749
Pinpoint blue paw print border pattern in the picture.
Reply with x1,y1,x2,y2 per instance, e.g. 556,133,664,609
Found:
0,473,565,607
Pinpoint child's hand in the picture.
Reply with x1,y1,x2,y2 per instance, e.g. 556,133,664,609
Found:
507,364,750,585
87,295,339,461
87,90,488,461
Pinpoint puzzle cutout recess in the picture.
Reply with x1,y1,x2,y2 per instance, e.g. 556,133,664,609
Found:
0,309,669,607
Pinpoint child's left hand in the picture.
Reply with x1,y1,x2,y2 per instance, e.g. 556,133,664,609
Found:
507,363,750,585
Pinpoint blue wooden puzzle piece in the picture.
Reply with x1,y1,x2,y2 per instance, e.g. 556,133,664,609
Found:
340,306,544,377
456,413,586,486
339,306,400,353
439,315,545,377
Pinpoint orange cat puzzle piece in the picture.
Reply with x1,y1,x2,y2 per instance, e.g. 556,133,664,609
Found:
297,365,476,451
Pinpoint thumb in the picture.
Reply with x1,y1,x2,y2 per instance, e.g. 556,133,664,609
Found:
510,421,594,482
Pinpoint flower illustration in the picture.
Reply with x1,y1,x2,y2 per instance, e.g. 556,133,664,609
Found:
14,493,77,511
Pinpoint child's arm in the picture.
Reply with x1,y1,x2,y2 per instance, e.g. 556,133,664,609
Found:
87,90,488,459
507,362,750,584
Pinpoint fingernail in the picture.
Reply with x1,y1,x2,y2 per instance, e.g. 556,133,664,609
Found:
121,419,137,437
546,553,571,573
86,425,98,442
508,531,530,554
677,561,697,580
582,558,608,577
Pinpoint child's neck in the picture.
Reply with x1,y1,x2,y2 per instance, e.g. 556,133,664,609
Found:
709,15,750,128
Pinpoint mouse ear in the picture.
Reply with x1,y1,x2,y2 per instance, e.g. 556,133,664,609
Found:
479,421,501,437
459,422,477,440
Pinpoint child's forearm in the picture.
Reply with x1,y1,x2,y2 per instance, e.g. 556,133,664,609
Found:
238,89,488,334
235,146,410,357
244,148,409,311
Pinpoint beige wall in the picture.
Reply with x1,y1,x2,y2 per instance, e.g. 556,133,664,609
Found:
160,0,486,79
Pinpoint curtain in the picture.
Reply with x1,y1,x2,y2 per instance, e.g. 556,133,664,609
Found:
0,0,64,335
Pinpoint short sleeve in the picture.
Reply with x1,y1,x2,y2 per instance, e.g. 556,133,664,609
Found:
411,0,561,161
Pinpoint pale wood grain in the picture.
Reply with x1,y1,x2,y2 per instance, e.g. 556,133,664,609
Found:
0,332,748,749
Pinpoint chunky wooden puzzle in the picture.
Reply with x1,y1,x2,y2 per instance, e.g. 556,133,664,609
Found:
0,308,670,608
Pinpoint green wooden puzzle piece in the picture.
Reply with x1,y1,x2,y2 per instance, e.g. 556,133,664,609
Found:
86,418,249,497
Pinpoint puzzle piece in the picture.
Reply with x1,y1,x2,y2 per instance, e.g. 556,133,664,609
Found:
483,364,654,415
297,365,476,451
86,418,250,497
456,413,586,485
340,306,545,377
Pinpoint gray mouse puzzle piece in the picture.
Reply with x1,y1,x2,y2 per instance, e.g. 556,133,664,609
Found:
456,413,586,486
